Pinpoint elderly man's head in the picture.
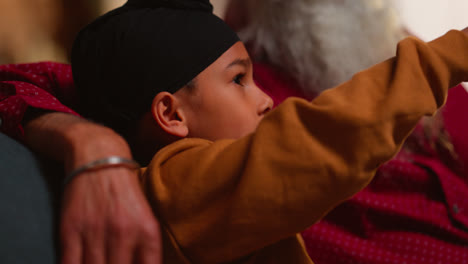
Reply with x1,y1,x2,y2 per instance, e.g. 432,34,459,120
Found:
226,0,405,95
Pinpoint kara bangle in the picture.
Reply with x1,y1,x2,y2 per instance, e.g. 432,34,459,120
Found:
64,156,141,186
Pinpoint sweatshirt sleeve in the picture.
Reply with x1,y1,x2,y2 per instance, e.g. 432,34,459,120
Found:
142,30,468,263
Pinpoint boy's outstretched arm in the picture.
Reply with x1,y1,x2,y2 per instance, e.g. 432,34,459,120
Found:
144,29,468,263
24,112,162,264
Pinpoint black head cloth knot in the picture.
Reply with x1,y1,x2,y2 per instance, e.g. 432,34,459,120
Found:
71,0,240,134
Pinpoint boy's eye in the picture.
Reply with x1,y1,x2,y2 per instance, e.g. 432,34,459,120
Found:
233,74,245,86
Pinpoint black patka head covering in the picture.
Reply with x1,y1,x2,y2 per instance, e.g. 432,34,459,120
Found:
72,0,240,134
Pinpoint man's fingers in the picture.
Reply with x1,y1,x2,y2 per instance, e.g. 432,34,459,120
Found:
107,223,136,264
107,243,135,264
60,229,82,264
138,214,163,264
83,234,106,264
59,168,163,264
137,239,163,264
81,218,106,264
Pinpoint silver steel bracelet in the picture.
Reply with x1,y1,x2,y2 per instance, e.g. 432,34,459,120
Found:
64,156,141,186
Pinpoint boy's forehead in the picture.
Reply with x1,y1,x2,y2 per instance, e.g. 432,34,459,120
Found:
188,42,251,88
227,58,252,69
213,42,252,70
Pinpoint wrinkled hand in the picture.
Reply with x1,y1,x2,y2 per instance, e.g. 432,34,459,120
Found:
24,113,162,264
60,168,161,264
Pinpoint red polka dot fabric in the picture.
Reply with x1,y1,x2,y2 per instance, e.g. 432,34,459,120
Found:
302,154,468,264
1,62,468,263
0,62,79,139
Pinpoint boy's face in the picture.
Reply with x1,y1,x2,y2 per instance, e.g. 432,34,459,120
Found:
176,41,273,141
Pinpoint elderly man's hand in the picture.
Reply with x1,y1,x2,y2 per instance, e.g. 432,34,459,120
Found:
60,168,161,264
25,112,162,264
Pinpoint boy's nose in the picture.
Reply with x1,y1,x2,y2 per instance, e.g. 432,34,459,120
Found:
258,92,273,116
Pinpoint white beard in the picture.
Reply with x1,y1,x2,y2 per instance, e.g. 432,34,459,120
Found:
240,0,405,95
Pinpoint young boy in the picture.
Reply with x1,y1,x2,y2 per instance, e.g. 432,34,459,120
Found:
2,0,468,263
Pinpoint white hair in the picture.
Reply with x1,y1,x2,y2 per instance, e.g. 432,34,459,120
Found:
240,0,405,95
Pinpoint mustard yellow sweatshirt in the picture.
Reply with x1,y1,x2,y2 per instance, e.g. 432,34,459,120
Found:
140,31,468,263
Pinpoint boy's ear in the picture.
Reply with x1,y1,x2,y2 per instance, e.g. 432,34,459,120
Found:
151,92,189,138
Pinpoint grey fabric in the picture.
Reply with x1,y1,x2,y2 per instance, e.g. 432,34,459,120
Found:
0,133,60,264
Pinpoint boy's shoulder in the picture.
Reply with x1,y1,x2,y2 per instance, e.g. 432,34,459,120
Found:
147,137,236,168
